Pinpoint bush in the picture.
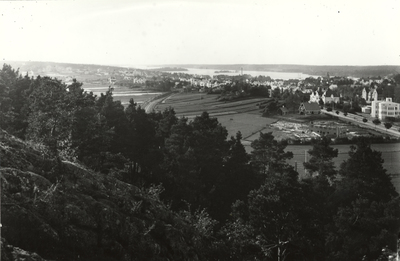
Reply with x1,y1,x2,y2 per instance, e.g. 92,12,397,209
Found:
327,107,333,112
372,118,381,125
385,116,396,122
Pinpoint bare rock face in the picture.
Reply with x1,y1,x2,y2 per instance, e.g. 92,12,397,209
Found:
1,238,49,261
0,130,207,261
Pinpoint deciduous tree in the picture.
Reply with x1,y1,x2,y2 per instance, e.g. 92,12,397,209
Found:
384,122,392,132
373,118,381,128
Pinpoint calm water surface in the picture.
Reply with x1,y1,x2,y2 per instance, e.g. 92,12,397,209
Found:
136,66,315,80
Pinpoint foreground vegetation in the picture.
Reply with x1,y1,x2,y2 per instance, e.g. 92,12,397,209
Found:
1,64,399,260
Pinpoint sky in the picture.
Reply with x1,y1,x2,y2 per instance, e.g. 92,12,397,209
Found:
1,0,400,66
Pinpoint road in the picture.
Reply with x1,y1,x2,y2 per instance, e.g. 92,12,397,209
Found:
144,97,163,113
321,109,400,138
144,93,175,113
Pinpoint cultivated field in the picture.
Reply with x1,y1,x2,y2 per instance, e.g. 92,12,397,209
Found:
157,93,262,116
156,92,271,139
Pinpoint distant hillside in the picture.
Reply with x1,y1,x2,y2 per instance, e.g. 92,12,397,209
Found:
4,61,400,79
148,67,188,71
155,64,400,78
3,60,126,73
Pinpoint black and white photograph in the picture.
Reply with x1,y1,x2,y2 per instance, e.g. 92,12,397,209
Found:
1,0,400,260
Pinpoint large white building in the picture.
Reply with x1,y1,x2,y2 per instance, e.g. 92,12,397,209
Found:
371,98,400,120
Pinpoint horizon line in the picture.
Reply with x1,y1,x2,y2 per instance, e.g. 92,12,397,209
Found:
3,60,400,68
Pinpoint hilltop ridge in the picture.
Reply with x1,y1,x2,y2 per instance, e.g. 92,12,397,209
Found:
0,129,217,261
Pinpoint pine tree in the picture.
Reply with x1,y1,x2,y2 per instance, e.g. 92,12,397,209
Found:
336,138,396,203
304,136,338,178
250,132,293,175
0,64,20,133
9,74,33,138
124,98,158,180
327,138,400,260
225,168,308,261
210,131,259,222
27,77,72,157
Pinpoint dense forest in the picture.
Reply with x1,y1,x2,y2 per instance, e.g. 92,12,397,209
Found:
1,64,399,260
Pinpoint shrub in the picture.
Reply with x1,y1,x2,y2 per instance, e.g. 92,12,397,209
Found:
385,116,395,122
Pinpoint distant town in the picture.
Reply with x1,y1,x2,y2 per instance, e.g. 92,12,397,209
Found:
6,60,400,142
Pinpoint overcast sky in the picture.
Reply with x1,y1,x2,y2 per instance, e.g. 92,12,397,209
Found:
1,0,400,66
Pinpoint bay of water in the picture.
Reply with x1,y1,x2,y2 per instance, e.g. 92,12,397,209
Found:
172,68,313,80
135,66,314,80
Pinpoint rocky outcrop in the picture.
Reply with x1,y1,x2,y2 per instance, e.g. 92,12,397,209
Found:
0,129,215,260
1,238,49,261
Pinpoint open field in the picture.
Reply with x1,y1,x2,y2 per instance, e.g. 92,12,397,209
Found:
83,84,162,106
157,92,272,139
157,92,262,117
285,143,400,174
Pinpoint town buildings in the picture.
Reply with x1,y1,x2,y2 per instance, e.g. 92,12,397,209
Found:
371,98,400,120
361,87,378,103
299,102,320,114
309,91,320,103
321,88,340,104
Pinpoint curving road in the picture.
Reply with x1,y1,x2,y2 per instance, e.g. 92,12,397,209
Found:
144,93,176,113
321,109,400,138
144,97,162,113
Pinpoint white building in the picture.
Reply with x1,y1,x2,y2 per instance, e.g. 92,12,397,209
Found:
309,91,320,103
371,98,400,120
361,106,371,114
362,88,367,100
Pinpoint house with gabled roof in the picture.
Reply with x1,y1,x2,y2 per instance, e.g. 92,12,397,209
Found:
278,106,289,115
299,102,320,114
322,88,340,104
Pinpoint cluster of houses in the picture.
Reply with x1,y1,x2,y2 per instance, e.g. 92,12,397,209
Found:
151,73,400,122
300,95,400,120
25,64,400,122
289,72,400,122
